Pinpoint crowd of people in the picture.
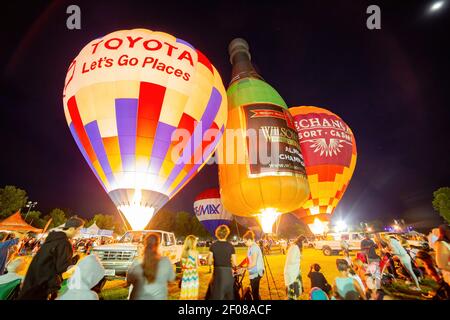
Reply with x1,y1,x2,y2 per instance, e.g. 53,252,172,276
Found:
1,218,449,300
303,226,450,300
71,237,113,254
127,223,450,300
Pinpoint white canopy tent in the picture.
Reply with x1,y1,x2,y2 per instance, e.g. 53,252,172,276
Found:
78,222,113,239
83,222,100,235
45,221,113,239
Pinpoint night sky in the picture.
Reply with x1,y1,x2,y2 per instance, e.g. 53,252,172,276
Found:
1,0,449,229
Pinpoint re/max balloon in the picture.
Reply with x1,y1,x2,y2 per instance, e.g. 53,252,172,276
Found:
193,188,233,237
289,106,357,233
63,29,227,230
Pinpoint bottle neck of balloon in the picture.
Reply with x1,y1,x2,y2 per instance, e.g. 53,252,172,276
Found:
230,52,263,85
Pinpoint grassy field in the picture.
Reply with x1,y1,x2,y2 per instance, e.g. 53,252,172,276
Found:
16,248,438,300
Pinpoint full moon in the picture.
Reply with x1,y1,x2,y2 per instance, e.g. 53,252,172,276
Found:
430,0,445,12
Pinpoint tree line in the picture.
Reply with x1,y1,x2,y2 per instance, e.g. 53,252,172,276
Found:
3,184,447,238
0,185,126,234
0,185,315,239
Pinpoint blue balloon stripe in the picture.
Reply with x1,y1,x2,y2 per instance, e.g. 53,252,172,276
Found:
69,123,107,192
115,98,138,172
85,121,116,187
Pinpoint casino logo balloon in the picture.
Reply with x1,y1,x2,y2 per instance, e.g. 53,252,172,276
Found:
289,106,357,234
63,29,227,230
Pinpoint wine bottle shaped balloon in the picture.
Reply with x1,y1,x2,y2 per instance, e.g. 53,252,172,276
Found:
217,38,309,233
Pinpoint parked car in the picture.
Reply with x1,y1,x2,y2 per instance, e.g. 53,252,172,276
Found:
303,238,315,248
313,232,365,256
91,230,183,276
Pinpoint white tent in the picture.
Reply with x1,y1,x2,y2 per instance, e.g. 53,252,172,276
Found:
77,222,113,238
86,222,100,235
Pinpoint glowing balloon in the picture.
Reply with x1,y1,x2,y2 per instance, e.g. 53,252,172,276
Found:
289,106,357,234
218,39,310,234
193,188,233,237
308,218,329,235
63,29,227,230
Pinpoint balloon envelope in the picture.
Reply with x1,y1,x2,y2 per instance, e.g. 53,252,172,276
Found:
63,29,227,230
233,215,263,239
193,188,233,237
218,78,309,219
289,106,357,230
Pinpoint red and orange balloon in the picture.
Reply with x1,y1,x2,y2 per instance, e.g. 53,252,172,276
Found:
289,106,357,234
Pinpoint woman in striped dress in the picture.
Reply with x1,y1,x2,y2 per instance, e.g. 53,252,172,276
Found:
180,235,199,300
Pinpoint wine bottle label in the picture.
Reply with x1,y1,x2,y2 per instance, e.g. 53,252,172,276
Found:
242,103,307,178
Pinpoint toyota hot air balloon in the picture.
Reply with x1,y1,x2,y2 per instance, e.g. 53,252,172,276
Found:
193,188,233,238
289,106,357,235
63,29,227,230
218,39,310,234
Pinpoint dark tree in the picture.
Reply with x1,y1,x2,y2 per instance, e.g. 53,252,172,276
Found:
433,187,450,224
0,185,28,218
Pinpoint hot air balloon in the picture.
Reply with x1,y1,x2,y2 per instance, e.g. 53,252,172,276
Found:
233,216,263,239
63,29,227,230
289,106,357,235
193,188,233,237
218,39,310,234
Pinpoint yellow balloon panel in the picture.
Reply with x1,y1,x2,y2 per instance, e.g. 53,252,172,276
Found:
159,89,189,127
183,87,212,121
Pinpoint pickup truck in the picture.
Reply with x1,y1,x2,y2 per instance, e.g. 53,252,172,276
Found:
91,230,183,276
313,232,365,256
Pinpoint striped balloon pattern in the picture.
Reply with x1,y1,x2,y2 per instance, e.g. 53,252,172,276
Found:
63,29,227,229
289,106,357,228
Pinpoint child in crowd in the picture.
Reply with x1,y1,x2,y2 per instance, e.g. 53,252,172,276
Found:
307,264,332,295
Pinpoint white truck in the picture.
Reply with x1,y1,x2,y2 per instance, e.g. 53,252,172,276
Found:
313,232,365,256
91,230,183,276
